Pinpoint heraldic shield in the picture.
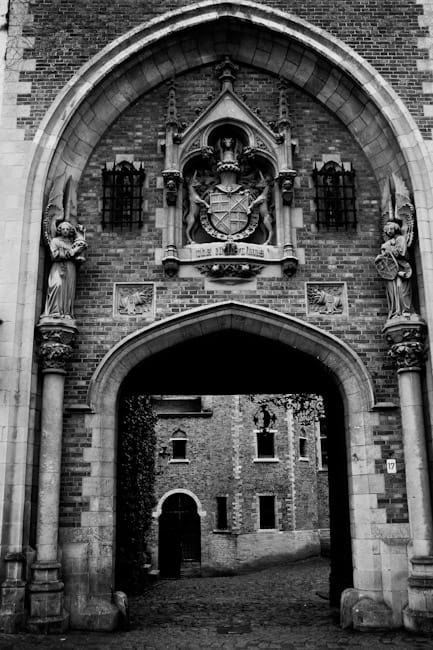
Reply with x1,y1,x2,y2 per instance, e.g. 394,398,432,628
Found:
208,190,250,237
374,253,399,280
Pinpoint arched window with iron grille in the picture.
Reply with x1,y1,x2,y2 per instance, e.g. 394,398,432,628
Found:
102,160,146,230
312,161,356,230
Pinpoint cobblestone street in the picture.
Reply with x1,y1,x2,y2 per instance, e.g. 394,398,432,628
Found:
1,557,432,649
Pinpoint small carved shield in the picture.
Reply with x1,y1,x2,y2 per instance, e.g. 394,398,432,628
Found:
208,190,249,236
374,254,398,280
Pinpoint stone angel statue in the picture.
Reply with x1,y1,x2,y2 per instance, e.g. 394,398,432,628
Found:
374,174,415,320
40,173,88,321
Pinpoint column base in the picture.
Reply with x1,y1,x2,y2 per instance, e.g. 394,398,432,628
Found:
28,561,69,633
68,595,119,631
27,611,69,634
0,580,26,633
0,552,27,632
403,556,433,634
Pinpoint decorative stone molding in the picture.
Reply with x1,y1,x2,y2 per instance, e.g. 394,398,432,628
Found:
36,320,77,373
197,262,264,280
162,245,180,277
278,169,297,206
113,283,155,318
162,169,182,206
306,282,347,316
383,317,427,371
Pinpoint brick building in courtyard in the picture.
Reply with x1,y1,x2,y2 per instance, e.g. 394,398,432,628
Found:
3,0,433,638
149,395,329,578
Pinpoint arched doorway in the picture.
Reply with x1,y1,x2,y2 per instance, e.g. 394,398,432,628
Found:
118,324,353,603
158,493,201,579
85,302,377,628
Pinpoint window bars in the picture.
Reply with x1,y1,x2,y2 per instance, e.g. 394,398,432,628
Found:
312,161,356,230
102,161,145,230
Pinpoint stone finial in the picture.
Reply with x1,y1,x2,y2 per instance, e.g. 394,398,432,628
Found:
215,56,238,92
383,317,427,371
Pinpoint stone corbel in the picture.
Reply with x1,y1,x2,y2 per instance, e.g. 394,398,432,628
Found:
162,169,182,207
278,169,297,207
162,244,180,278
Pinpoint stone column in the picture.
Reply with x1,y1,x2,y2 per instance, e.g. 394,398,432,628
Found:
27,319,76,633
384,316,433,633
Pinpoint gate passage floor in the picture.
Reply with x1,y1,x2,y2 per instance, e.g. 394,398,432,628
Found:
1,556,433,649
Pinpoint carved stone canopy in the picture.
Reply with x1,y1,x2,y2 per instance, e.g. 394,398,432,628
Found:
160,57,299,281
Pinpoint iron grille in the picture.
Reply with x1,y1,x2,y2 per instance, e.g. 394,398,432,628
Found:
312,161,356,230
102,161,145,230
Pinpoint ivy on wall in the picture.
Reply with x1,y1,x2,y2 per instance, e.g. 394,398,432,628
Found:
116,394,157,594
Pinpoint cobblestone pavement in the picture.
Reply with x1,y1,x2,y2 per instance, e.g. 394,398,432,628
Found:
1,557,433,649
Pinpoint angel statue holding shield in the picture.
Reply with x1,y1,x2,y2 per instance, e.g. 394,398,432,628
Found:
40,174,88,321
374,174,415,320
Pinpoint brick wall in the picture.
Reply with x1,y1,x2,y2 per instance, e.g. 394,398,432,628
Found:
56,57,407,529
13,1,431,139
150,395,327,571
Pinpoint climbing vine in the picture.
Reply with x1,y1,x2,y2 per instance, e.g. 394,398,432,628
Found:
116,394,157,594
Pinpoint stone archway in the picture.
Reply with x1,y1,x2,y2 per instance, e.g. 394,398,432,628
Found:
74,301,383,629
10,0,433,635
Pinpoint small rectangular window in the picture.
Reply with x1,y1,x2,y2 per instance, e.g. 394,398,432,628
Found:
257,430,275,458
172,439,186,460
216,496,228,530
312,161,356,230
102,161,145,230
299,428,308,460
259,496,275,529
318,419,328,469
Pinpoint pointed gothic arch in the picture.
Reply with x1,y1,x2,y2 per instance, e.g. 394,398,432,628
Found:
80,301,383,615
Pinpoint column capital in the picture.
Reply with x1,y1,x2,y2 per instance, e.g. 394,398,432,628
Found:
36,318,78,373
383,316,427,371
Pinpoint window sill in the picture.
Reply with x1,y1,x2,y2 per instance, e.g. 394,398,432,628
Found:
253,458,280,463
212,529,231,534
299,457,309,462
169,459,190,464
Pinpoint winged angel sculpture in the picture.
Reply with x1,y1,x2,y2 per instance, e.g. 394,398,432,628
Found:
374,174,415,320
40,174,87,321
